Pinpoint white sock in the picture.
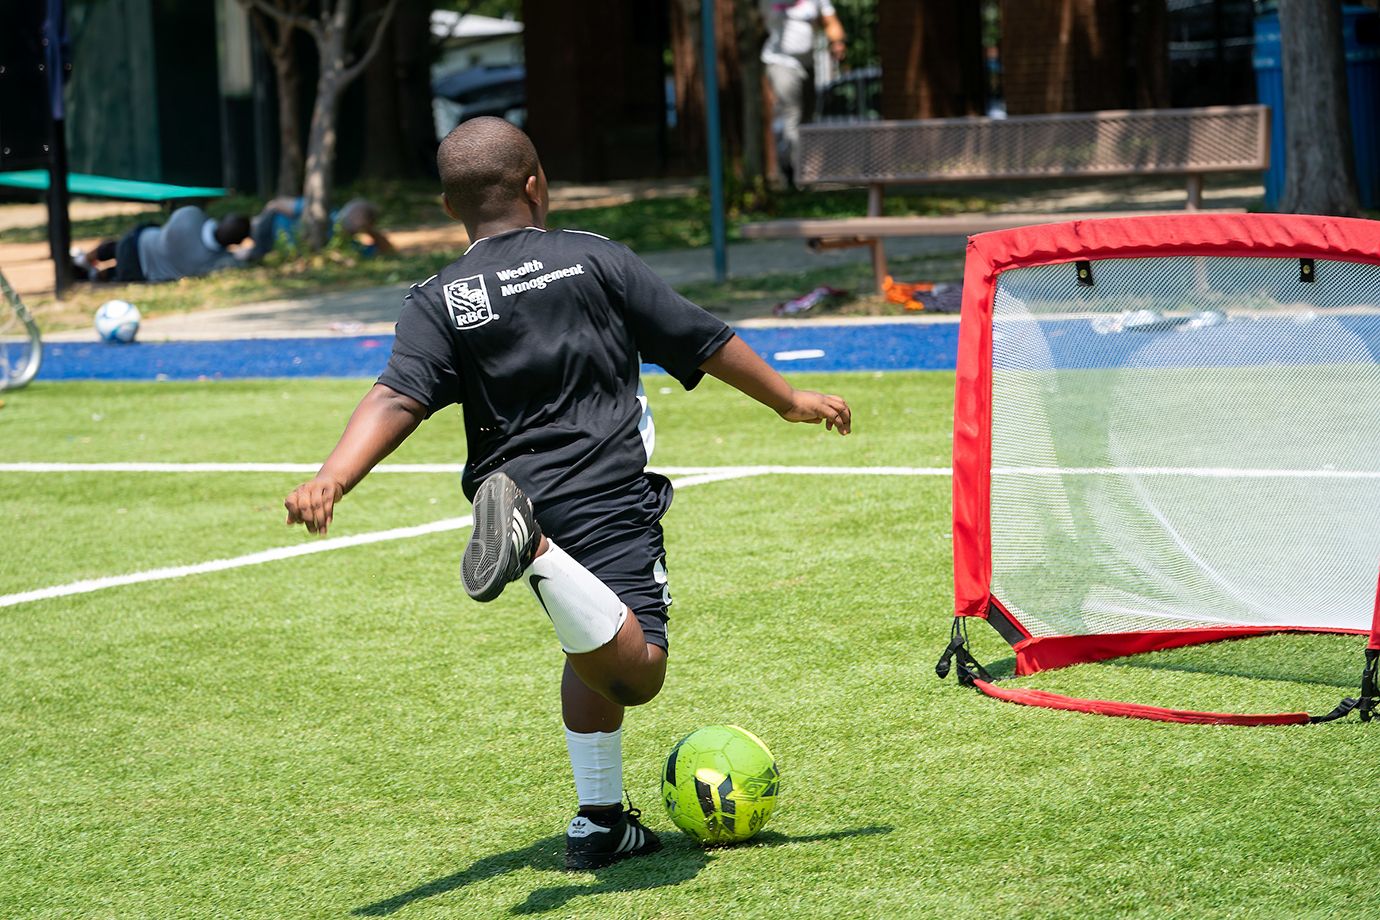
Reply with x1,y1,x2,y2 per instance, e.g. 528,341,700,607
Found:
524,539,627,653
565,727,623,807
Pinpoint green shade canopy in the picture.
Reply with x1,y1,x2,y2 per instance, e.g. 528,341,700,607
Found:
0,170,224,202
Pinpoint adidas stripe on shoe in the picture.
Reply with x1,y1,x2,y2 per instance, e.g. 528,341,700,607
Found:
461,472,542,602
565,808,663,870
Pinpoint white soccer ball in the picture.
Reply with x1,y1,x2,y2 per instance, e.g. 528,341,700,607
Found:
94,300,141,343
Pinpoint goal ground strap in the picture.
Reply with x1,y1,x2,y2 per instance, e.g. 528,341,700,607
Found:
938,632,1378,727
966,676,1313,726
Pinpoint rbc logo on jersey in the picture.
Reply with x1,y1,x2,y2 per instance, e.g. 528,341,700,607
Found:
444,275,498,330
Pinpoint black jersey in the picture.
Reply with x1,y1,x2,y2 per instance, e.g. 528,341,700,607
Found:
378,227,733,506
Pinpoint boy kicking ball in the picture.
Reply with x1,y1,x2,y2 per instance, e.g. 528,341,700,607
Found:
284,117,850,870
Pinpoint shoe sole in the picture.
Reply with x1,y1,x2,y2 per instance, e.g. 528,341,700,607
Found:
461,473,526,602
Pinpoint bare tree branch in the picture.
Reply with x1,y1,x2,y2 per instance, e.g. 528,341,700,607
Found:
341,0,401,85
247,5,289,58
248,6,273,49
350,1,395,47
237,0,321,43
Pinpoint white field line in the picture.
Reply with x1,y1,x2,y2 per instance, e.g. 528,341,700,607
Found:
0,462,457,474
0,471,776,610
8,460,1374,609
0,516,472,610
992,466,1380,479
0,462,954,476
660,469,770,489
4,462,1377,479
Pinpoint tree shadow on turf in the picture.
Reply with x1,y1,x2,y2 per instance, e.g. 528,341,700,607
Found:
352,824,892,917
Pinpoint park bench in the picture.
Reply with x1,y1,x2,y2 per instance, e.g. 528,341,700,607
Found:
0,170,226,208
741,104,1270,290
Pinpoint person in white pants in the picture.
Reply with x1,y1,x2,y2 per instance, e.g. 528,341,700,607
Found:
761,0,847,186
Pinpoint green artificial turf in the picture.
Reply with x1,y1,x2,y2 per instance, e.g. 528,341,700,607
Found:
1,374,1376,919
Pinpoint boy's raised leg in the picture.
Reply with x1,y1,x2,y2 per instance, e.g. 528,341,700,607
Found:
463,472,668,868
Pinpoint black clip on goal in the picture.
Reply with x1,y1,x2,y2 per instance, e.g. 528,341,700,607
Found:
934,619,991,687
1311,649,1379,724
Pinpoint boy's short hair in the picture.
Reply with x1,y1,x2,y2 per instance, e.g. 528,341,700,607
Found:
437,116,540,224
335,198,378,235
216,213,251,246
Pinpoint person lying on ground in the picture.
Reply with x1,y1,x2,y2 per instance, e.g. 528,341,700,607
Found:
244,196,397,261
71,207,250,284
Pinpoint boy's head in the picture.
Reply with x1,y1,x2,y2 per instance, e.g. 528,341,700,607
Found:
438,116,548,232
215,213,251,247
336,198,379,236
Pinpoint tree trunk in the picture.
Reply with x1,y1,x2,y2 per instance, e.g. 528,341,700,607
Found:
715,0,744,172
272,52,304,195
302,12,350,250
999,0,1168,115
1278,0,1360,216
522,0,669,181
360,0,434,180
246,6,306,197
879,0,985,119
297,0,398,249
669,0,706,165
668,0,744,173
734,0,765,183
1126,0,1169,110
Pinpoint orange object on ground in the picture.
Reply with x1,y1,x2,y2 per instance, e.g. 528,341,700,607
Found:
883,275,935,311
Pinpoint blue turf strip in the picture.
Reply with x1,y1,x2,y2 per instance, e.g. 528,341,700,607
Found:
34,336,398,381
25,314,1380,382
27,324,962,382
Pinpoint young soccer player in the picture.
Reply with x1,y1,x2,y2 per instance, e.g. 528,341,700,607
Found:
284,117,850,870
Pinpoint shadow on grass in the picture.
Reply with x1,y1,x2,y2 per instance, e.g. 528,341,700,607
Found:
982,656,1018,679
352,824,892,917
1099,647,1360,690
980,635,1362,690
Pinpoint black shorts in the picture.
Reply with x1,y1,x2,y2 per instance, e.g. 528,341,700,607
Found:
113,224,156,283
533,472,674,651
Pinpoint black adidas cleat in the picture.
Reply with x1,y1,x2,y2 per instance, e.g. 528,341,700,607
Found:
462,472,541,602
565,808,663,870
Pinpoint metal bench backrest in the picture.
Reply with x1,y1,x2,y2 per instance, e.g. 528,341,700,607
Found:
797,105,1269,186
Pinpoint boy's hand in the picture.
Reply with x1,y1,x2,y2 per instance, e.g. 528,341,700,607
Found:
699,337,851,435
780,390,851,435
285,477,346,535
281,384,426,538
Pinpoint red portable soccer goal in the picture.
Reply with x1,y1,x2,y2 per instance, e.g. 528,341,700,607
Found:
941,213,1380,725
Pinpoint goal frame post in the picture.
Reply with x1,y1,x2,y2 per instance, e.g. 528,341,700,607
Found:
950,213,1380,692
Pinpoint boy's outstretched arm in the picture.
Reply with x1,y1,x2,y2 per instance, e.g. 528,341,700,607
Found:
700,334,851,434
284,384,427,535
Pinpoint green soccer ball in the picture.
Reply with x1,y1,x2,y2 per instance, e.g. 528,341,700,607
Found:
661,724,779,845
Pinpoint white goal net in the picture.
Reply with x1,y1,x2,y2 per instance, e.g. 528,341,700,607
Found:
990,254,1380,642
